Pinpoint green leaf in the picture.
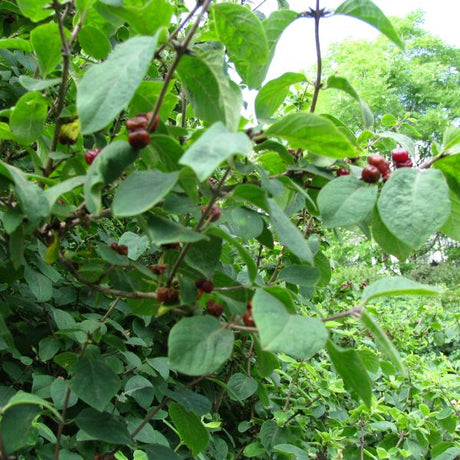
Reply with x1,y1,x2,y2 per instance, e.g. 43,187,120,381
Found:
169,402,209,456
102,0,173,35
125,376,155,409
318,176,378,228
19,76,61,91
78,26,112,60
361,276,441,304
434,154,460,199
144,445,182,460
2,391,61,420
371,207,412,261
119,232,149,260
17,0,53,22
273,444,309,460
75,408,132,445
185,236,222,278
10,91,48,143
265,113,358,158
227,373,258,401
168,316,234,376
442,127,460,153
440,189,460,242
30,22,63,76
278,265,321,287
50,379,78,410
24,265,52,302
44,176,85,208
256,72,306,119
212,3,268,89
177,53,241,131
96,243,130,266
112,170,179,217
377,169,451,249
326,75,374,127
0,161,49,223
179,122,251,181
207,227,257,282
267,198,314,264
77,33,164,134
0,404,41,453
253,289,328,359
360,311,406,375
145,215,205,245
326,340,372,408
378,131,415,157
0,38,32,52
70,357,121,411
83,141,138,214
335,0,404,49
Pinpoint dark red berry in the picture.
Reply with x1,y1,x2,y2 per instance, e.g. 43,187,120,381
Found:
394,159,413,168
85,148,102,165
206,300,224,317
392,148,409,163
247,300,253,310
149,263,167,275
58,133,76,145
242,310,255,327
163,242,180,250
382,170,392,182
202,204,221,222
126,116,148,132
336,168,351,177
201,280,214,293
361,165,381,183
156,287,179,304
195,278,206,289
6,14,15,24
128,129,150,149
110,242,128,256
368,153,388,173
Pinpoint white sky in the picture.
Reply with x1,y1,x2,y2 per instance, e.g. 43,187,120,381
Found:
259,0,460,80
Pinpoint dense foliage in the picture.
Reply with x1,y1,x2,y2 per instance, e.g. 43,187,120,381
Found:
0,0,459,459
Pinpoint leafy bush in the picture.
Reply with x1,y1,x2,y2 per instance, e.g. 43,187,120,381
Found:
0,0,459,459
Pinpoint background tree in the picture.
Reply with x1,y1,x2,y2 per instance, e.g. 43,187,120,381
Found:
317,10,460,157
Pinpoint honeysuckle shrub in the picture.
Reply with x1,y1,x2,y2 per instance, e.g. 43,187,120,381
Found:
0,0,459,458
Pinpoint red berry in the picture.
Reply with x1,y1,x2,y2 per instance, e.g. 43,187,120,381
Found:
163,242,180,250
202,204,221,222
85,148,101,165
110,242,128,256
336,168,351,177
367,153,388,173
156,287,179,304
201,280,214,293
394,159,413,169
195,278,206,289
392,148,409,163
149,263,167,275
361,165,381,183
126,116,148,132
129,129,150,149
206,300,224,317
242,310,255,327
382,170,392,182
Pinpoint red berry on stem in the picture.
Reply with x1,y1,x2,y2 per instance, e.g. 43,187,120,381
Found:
129,129,150,149
368,153,388,173
149,263,167,275
202,204,221,222
395,159,413,168
85,148,102,165
242,309,255,327
361,165,381,183
206,300,224,317
201,280,214,293
336,168,351,177
392,148,409,163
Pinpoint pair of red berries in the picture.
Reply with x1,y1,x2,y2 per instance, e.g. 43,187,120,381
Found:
205,299,224,317
362,153,392,183
110,242,128,256
195,278,214,293
156,286,179,304
392,147,413,168
126,112,160,149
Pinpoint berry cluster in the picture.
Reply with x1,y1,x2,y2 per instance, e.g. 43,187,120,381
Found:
85,147,102,165
156,286,179,304
110,242,128,256
336,168,351,177
392,147,413,168
362,153,391,183
242,301,255,327
126,112,159,150
195,278,214,293
205,299,224,317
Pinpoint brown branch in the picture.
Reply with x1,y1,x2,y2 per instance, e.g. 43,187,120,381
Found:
59,253,158,300
147,0,213,132
419,152,450,169
321,306,363,322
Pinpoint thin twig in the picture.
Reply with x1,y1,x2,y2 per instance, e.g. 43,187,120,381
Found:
419,152,450,169
321,306,363,322
99,296,121,322
309,0,322,113
267,246,286,284
359,417,366,460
